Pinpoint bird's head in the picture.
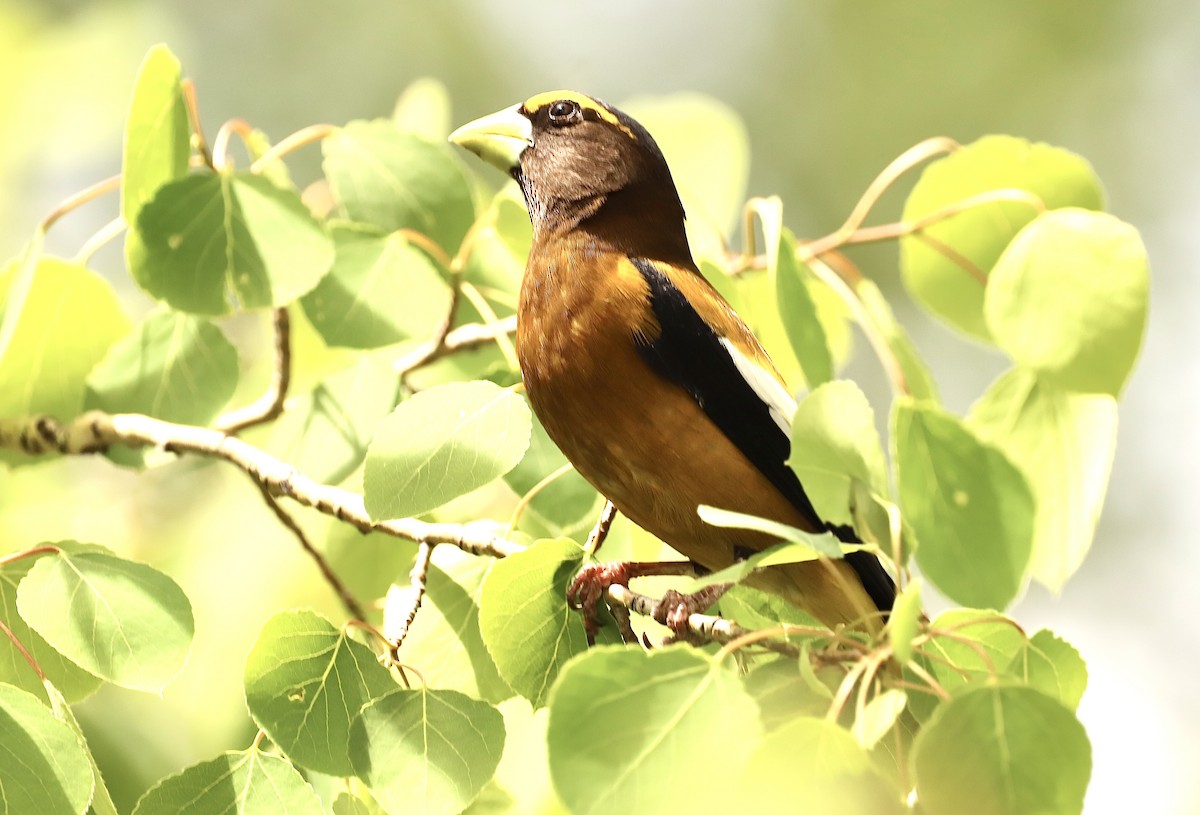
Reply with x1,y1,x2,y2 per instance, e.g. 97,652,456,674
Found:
450,90,689,259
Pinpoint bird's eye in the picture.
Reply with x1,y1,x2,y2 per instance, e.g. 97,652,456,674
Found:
547,99,580,125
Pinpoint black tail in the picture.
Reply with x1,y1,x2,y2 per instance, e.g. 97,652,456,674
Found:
829,522,896,614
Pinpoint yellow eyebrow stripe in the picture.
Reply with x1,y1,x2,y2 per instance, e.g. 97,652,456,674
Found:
522,89,637,140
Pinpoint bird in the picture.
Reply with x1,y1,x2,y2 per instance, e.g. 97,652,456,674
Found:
449,90,894,633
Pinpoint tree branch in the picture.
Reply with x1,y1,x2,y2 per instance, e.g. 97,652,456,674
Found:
0,411,522,559
216,307,293,434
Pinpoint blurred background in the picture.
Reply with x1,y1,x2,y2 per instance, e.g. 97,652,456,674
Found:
1,1,1195,812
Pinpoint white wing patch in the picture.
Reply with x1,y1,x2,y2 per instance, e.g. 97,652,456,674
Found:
718,337,796,435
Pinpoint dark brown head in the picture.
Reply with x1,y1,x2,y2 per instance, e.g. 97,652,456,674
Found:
450,90,690,262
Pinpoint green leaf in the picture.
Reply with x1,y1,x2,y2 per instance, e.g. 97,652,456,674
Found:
350,687,506,815
852,688,906,749
479,539,589,708
301,224,452,349
620,94,749,256
244,610,397,775
267,356,401,486
968,368,1117,590
924,609,1026,693
392,77,452,141
913,686,1091,815
44,680,118,815
323,119,475,255
16,546,194,691
716,584,822,632
1,550,102,703
744,658,832,730
748,196,833,389
502,415,601,541
788,380,888,527
363,381,531,520
467,698,564,815
0,684,93,815
0,256,130,423
740,716,900,814
887,580,922,665
131,748,325,815
85,310,239,425
1006,629,1088,711
893,400,1033,609
388,546,511,703
547,646,762,815
129,171,334,315
121,44,189,224
854,276,939,402
462,187,529,304
985,209,1147,396
900,135,1104,341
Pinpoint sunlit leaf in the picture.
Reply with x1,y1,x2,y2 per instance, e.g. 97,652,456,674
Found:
85,310,239,426
244,610,397,775
913,686,1090,815
479,538,589,708
349,687,505,815
129,171,334,315
900,135,1104,341
502,415,601,541
45,680,117,815
547,646,761,815
893,400,1033,609
301,223,452,349
392,77,452,141
323,119,475,255
121,44,189,223
985,209,1148,396
131,749,325,815
0,684,93,815
924,609,1026,693
968,368,1116,590
887,580,923,665
1006,629,1088,711
363,380,531,520
16,544,193,691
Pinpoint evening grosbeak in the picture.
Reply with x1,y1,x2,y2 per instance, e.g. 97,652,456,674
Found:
450,91,894,631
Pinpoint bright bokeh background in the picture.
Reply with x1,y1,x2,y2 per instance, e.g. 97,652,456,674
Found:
1,1,1195,813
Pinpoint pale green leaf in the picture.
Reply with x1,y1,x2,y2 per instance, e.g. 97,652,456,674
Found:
0,550,102,703
0,257,130,425
985,209,1148,396
0,684,93,815
129,172,334,315
900,135,1104,341
913,686,1090,815
121,44,189,223
323,119,475,255
887,580,923,665
547,646,762,815
16,546,194,691
44,680,117,815
1006,629,1088,711
244,610,397,775
893,400,1033,609
388,546,511,703
131,749,325,815
301,224,452,349
85,310,238,425
502,415,601,541
924,609,1026,693
788,380,888,527
479,539,589,708
392,77,452,141
852,688,907,749
740,716,900,814
968,368,1117,590
744,658,831,731
363,381,531,520
349,687,505,815
854,276,939,402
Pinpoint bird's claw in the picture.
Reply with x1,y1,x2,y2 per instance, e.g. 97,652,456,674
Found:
567,561,633,643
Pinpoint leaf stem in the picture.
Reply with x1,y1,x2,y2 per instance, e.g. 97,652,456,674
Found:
38,175,121,233
0,619,44,681
249,124,338,175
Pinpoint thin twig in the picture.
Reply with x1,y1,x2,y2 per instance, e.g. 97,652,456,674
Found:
212,118,255,172
393,315,518,379
251,477,368,622
181,79,212,170
249,124,338,175
0,618,44,681
74,217,128,265
0,544,61,568
216,308,292,434
38,175,121,232
387,542,435,658
584,500,617,559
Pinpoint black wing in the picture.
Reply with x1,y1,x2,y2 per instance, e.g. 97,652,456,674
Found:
631,258,894,612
